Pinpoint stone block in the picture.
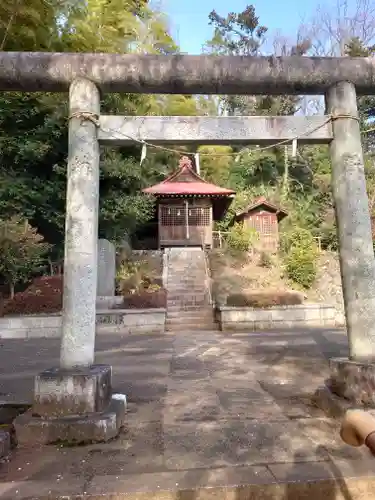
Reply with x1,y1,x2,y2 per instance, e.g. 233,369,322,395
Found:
272,306,306,322
270,307,290,322
14,394,127,446
335,312,346,326
0,431,10,459
321,306,336,320
96,309,166,330
33,365,112,418
303,306,322,322
97,239,116,297
312,385,355,418
96,295,123,310
254,320,274,330
328,357,375,406
28,327,61,339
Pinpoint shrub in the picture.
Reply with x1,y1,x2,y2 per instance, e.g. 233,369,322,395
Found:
226,223,258,253
320,223,338,251
280,228,314,254
259,251,273,268
285,248,317,289
1,275,63,316
226,291,303,308
283,229,318,289
121,287,167,309
116,259,158,295
0,217,51,298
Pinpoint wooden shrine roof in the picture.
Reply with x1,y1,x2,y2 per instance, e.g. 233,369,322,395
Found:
142,156,235,197
235,196,288,222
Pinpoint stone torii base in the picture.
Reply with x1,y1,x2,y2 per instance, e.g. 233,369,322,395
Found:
14,366,127,445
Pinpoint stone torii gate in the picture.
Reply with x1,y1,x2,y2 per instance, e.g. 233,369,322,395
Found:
3,52,375,443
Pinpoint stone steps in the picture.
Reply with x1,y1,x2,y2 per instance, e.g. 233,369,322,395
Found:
167,293,208,301
167,293,208,302
167,310,214,320
165,247,212,329
166,316,216,324
168,276,205,281
167,302,209,309
167,304,211,314
165,322,218,332
167,285,208,292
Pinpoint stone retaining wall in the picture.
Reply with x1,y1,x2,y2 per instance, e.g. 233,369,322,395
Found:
0,309,166,339
218,303,344,331
96,296,123,309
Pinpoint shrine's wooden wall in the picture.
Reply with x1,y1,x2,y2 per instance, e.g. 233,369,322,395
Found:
158,199,213,248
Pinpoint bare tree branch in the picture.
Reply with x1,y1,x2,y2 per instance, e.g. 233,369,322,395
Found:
300,0,375,56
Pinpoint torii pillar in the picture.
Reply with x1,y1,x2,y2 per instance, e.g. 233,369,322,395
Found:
315,81,375,413
14,79,125,445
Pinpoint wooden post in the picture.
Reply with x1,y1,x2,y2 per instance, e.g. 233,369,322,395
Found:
185,200,189,241
326,81,375,362
60,78,100,369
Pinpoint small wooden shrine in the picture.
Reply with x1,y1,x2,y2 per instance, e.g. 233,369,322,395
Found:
143,156,235,249
234,196,288,253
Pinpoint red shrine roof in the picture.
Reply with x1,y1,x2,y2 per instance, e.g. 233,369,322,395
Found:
142,156,235,197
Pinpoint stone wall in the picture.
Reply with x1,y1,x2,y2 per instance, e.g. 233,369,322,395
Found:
96,296,123,309
96,309,166,333
218,303,344,331
0,309,166,339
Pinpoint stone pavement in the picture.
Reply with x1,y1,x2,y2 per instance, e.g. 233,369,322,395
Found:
1,328,375,499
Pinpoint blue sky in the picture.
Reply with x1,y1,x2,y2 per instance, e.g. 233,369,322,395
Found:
163,0,318,54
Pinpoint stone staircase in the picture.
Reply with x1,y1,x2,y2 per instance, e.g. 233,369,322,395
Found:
164,247,217,332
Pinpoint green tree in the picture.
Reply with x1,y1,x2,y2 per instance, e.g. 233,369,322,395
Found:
344,37,375,127
0,217,50,298
0,0,61,50
344,37,375,154
198,146,233,186
205,5,310,117
0,0,192,254
283,228,318,289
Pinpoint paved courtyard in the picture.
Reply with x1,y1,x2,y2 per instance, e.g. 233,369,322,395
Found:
1,328,375,499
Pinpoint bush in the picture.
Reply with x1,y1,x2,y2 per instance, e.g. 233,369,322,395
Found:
0,217,51,298
121,287,167,309
226,223,258,253
1,275,63,316
285,248,317,289
226,291,303,308
280,228,314,254
320,223,338,251
283,229,318,289
116,259,158,295
259,251,273,268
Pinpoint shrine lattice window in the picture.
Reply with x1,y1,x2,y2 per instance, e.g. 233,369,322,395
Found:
160,205,211,226
160,206,185,226
188,207,210,226
262,215,272,235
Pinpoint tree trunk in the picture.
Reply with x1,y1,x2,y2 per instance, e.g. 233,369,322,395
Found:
10,283,14,299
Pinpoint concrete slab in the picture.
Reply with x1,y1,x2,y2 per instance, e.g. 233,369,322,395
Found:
1,327,375,499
